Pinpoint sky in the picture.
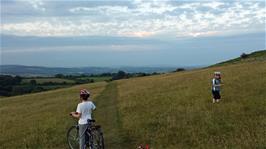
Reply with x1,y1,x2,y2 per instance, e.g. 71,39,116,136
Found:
0,0,265,67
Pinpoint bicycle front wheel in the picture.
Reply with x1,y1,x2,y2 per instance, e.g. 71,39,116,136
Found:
67,125,79,149
91,127,104,149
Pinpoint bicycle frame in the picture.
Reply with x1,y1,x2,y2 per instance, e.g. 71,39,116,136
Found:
67,119,104,149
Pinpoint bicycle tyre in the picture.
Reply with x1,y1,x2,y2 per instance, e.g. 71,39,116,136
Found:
91,127,105,149
96,127,104,149
67,125,79,149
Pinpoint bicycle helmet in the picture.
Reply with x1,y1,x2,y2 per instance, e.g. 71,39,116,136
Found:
80,89,90,96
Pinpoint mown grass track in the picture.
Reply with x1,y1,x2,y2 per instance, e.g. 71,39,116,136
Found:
93,82,135,149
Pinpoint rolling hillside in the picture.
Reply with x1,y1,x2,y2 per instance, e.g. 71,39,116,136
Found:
214,50,266,66
1,52,266,149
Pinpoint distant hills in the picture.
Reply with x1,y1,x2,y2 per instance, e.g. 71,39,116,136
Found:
2,50,265,76
0,65,183,76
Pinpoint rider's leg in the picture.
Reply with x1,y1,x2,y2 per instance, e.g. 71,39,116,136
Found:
79,124,88,149
212,90,216,103
216,91,221,102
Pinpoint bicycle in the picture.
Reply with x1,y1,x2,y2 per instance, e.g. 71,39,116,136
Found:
67,119,105,149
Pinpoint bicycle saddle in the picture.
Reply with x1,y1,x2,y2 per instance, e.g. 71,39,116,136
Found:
88,119,96,123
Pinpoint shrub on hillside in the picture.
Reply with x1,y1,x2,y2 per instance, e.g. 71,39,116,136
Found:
241,53,248,59
174,68,186,72
30,80,37,85
11,85,34,96
112,71,128,80
55,74,64,78
0,75,22,86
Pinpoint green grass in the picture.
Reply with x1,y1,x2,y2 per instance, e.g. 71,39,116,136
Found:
93,82,134,148
0,82,107,149
22,78,75,84
77,76,111,82
1,56,266,148
22,76,111,84
113,61,266,148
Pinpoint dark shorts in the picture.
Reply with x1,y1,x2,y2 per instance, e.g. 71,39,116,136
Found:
212,90,221,99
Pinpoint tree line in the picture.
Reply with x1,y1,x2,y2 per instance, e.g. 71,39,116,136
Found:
1,69,184,97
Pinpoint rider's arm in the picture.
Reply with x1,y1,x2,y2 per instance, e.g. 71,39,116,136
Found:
71,112,81,118
70,103,82,118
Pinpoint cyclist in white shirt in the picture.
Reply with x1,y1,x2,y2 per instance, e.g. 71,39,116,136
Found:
70,89,96,149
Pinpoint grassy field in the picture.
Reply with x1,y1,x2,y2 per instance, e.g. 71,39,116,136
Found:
77,76,112,82
22,78,75,84
0,82,107,149
22,76,111,84
1,53,266,149
114,61,266,148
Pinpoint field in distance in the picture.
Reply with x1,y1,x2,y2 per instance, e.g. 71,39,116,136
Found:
21,78,76,84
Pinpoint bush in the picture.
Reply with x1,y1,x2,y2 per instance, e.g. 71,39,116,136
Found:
31,86,45,93
0,75,22,86
11,85,34,96
55,74,64,78
174,68,186,72
241,53,248,59
112,71,128,80
30,80,37,85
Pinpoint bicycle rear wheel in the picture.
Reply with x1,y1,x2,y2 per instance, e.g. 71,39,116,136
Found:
67,125,79,149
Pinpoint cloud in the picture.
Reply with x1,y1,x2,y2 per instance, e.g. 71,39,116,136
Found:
122,31,155,37
1,44,161,53
188,31,219,37
18,0,46,11
201,1,224,9
1,1,265,38
69,5,129,14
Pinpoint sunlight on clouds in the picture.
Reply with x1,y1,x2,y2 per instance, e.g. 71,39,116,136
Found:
188,31,219,37
122,31,155,37
201,1,224,9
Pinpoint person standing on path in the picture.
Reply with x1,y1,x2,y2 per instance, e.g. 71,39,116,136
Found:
70,89,96,149
212,72,222,103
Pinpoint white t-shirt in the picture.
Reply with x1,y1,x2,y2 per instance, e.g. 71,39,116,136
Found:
76,101,96,124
